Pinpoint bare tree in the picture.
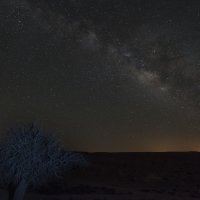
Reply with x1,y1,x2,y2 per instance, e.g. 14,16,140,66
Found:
0,123,88,200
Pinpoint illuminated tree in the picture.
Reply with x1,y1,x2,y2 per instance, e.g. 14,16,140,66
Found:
0,123,88,200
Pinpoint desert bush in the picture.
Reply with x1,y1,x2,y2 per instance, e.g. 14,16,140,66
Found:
0,122,88,200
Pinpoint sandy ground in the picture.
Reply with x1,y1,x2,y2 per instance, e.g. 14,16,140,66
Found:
1,152,200,199
0,190,199,200
0,189,199,200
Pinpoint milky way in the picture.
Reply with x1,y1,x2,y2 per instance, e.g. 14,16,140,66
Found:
0,0,200,151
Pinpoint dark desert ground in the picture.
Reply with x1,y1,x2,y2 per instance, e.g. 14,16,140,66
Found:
1,152,200,200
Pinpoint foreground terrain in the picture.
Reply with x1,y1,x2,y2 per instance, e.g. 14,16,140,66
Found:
1,152,200,199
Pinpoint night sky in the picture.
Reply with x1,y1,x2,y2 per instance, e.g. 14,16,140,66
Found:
0,0,200,152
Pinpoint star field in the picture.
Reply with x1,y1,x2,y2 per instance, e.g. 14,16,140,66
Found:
0,0,200,151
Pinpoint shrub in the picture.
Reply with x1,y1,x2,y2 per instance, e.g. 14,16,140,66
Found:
0,122,88,200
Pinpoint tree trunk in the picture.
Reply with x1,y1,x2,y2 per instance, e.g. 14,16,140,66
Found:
8,179,28,200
